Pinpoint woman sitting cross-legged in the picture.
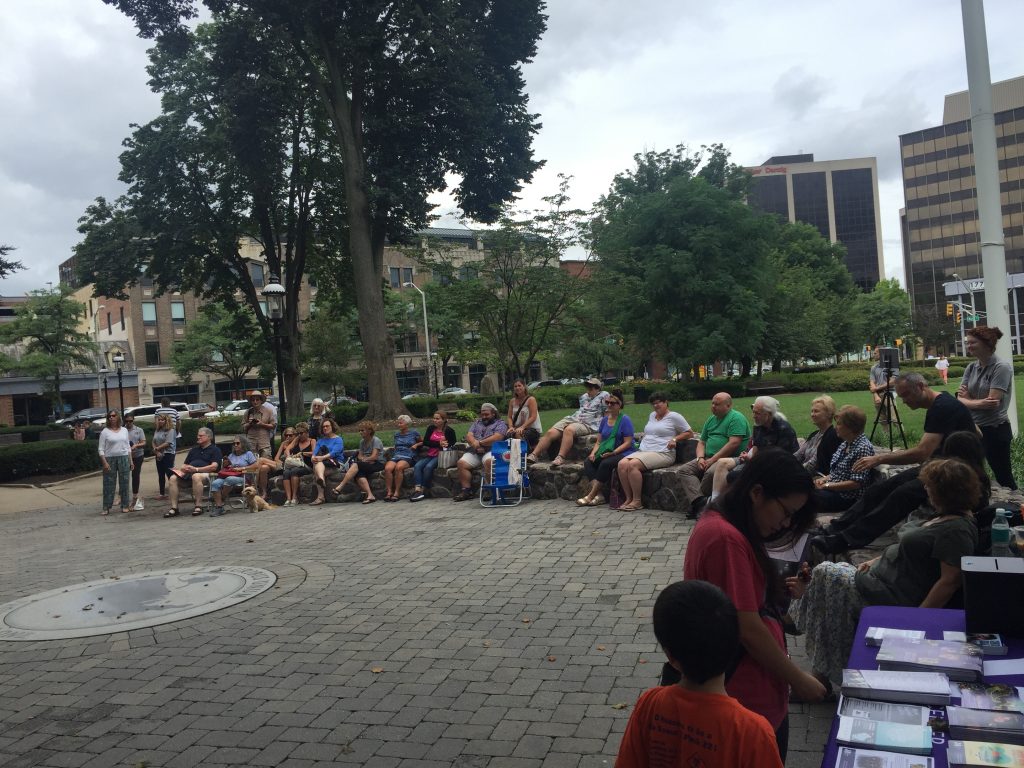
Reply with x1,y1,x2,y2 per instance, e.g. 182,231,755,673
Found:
279,422,315,506
793,395,841,476
310,418,345,505
577,388,634,507
812,405,875,512
616,392,693,511
253,425,297,497
332,420,385,505
788,457,981,690
383,415,421,502
410,412,457,502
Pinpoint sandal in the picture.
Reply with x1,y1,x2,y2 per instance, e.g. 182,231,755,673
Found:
332,483,346,495
191,507,203,517
362,497,377,505
310,498,324,506
586,495,606,506
163,508,179,518
576,497,591,506
120,508,131,514
101,509,110,516
551,456,565,467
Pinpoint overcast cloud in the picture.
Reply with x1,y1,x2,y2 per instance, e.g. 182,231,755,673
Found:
1,0,1021,294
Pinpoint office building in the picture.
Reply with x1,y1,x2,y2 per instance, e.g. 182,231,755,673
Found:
899,75,1024,353
747,154,884,290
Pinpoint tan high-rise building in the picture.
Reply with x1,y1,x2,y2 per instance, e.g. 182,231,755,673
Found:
899,75,1024,352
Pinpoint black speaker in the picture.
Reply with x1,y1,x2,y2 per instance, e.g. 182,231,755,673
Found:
961,556,1024,637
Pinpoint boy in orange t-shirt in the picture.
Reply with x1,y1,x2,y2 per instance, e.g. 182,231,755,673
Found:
615,580,783,768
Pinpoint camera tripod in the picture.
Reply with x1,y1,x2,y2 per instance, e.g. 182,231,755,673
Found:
869,371,908,450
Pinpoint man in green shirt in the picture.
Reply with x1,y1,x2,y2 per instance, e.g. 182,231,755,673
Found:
678,392,751,518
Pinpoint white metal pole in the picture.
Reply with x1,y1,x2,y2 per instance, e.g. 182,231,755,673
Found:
960,0,1016,434
405,283,432,395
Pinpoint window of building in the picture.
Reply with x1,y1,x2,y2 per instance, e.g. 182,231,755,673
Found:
119,306,125,330
106,312,112,335
171,301,186,325
140,276,154,288
145,341,161,366
458,265,479,281
248,263,265,288
212,350,224,362
402,267,413,285
444,365,463,389
468,364,487,393
389,266,401,288
142,302,157,325
396,369,426,395
152,384,198,404
396,332,420,353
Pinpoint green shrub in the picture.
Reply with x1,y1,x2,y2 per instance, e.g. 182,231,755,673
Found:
404,398,439,418
455,409,478,422
331,402,369,425
0,440,102,482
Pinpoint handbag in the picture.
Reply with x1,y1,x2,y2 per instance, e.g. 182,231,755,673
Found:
595,416,622,457
217,468,243,478
437,449,459,470
284,456,306,469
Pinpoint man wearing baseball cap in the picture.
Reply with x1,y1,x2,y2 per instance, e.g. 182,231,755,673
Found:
452,402,508,501
526,378,609,466
243,390,277,458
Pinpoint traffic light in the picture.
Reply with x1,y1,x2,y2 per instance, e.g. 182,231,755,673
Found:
946,303,954,317
956,311,963,323
895,338,902,347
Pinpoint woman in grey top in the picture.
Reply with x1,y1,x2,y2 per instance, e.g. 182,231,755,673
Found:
152,413,176,499
958,325,1016,489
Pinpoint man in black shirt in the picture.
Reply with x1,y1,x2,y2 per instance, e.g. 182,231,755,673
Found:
165,427,224,518
811,373,977,554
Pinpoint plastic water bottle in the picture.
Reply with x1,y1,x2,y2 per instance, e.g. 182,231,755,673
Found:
991,509,1012,557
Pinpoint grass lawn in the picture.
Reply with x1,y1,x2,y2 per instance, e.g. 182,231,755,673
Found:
341,375,1024,450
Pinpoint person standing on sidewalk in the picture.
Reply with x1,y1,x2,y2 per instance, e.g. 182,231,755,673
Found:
152,413,176,499
98,411,133,516
125,415,147,511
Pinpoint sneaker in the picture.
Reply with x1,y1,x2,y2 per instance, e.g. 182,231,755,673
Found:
133,499,145,511
210,506,225,517
452,489,473,502
409,492,426,502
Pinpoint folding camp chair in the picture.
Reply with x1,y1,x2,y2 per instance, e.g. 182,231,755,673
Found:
479,439,530,507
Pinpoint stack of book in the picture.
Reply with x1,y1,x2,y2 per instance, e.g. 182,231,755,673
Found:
944,632,1010,656
957,683,1024,713
875,637,984,683
947,740,1024,767
946,706,1024,745
834,697,933,754
841,669,952,707
865,626,927,647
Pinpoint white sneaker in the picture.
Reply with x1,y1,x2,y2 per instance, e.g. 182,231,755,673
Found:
133,499,144,511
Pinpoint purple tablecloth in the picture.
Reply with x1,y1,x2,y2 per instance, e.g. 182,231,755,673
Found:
819,605,1024,768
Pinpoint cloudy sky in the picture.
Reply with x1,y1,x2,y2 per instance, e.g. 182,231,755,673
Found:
1,0,1021,295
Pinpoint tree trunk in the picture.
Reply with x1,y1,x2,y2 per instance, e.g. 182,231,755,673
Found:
740,356,752,378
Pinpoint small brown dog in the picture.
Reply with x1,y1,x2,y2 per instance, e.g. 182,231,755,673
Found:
241,486,273,513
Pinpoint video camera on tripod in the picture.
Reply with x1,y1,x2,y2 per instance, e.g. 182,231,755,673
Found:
870,346,907,449
877,346,900,372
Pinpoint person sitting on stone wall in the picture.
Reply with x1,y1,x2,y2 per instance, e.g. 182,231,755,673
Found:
677,392,752,519
453,403,508,502
526,378,608,466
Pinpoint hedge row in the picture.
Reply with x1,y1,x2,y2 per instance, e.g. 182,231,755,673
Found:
0,440,102,483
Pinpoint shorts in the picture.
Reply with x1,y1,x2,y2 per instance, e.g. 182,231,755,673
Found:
459,451,495,469
551,417,595,435
628,450,676,470
210,475,245,493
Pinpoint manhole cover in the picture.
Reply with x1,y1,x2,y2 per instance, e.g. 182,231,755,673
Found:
0,566,276,641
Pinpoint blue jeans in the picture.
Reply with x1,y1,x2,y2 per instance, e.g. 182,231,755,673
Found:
413,455,439,488
102,455,131,510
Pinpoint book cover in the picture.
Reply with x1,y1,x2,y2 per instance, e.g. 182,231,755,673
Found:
841,669,951,706
836,715,933,755
944,631,1010,656
947,740,1024,767
866,627,928,647
947,706,1024,746
839,695,932,726
833,745,935,768
958,684,1024,713
877,637,984,682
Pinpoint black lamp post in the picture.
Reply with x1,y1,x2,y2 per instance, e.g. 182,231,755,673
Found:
262,275,286,433
112,351,125,414
99,367,109,412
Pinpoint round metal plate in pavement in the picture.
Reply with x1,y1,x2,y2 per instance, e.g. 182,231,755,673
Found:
0,566,276,641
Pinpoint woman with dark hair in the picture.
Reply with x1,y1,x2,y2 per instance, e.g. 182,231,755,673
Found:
616,392,692,511
310,418,345,505
789,458,981,693
683,449,824,761
506,379,542,449
959,325,1016,489
577,388,634,506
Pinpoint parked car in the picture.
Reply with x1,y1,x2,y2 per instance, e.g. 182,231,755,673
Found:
527,380,563,390
438,386,467,396
55,406,107,427
328,395,359,406
402,392,433,401
187,403,217,418
220,399,250,414
560,377,584,386
90,402,188,429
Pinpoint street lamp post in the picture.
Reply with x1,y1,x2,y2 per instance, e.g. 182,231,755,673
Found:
99,367,109,412
112,351,126,413
403,282,434,396
94,305,106,406
262,275,286,433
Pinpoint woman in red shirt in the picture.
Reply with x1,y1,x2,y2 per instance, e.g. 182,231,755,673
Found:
683,448,826,761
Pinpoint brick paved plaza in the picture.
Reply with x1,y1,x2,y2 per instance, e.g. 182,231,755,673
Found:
0,490,834,767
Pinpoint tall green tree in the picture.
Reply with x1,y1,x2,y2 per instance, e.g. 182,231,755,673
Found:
74,18,345,423
0,287,97,417
169,303,274,400
420,180,591,384
855,278,913,347
301,307,364,401
103,0,546,421
912,305,957,355
592,145,770,376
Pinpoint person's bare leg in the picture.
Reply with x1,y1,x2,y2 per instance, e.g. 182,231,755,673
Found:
335,463,358,493
626,462,644,506
168,475,180,509
529,428,561,459
356,476,374,501
457,460,472,490
383,462,396,498
392,461,409,498
557,424,578,459
191,474,206,510
313,462,326,502
617,459,634,506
